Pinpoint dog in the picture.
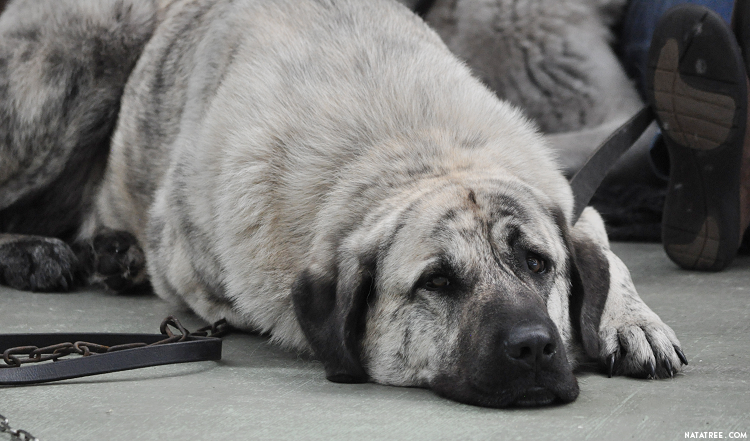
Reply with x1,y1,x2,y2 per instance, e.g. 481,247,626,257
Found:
0,0,686,407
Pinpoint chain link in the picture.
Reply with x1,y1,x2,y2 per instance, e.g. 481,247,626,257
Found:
1,317,229,368
0,414,39,441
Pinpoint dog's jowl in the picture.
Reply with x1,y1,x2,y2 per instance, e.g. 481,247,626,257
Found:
0,0,686,407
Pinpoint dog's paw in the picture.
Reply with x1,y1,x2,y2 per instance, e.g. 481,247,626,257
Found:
598,317,687,379
75,230,147,292
0,236,78,292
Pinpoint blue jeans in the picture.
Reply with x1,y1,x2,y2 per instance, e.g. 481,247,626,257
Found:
620,0,734,98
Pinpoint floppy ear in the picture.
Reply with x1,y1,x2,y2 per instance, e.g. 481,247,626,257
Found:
565,208,611,359
291,256,374,383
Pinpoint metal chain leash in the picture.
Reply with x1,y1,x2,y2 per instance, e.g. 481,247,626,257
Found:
0,414,38,441
1,317,229,368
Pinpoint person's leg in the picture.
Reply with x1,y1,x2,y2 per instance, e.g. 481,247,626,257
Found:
731,0,750,252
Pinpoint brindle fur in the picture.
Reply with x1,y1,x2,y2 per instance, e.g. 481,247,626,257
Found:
0,0,155,291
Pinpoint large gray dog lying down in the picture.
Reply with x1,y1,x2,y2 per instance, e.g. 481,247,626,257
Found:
0,0,686,407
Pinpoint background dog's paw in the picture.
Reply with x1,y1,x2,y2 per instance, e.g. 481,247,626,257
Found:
77,230,147,292
599,320,687,379
0,236,78,292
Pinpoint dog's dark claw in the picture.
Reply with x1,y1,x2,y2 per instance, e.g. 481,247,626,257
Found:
664,358,674,378
646,360,656,379
607,353,615,378
674,345,688,366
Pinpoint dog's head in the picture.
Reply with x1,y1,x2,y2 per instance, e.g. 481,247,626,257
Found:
292,176,610,408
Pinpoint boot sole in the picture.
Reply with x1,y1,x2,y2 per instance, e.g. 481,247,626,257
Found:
646,5,746,271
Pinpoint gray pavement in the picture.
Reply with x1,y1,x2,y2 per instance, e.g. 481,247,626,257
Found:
1,242,748,441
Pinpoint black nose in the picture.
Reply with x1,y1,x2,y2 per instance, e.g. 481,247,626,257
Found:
505,324,557,369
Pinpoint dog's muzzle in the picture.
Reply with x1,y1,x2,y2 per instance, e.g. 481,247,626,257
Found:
430,295,579,407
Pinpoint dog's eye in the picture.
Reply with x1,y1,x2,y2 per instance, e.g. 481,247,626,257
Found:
424,276,451,291
526,253,546,274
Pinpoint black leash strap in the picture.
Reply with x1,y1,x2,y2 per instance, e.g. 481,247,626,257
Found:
569,106,655,223
0,318,224,385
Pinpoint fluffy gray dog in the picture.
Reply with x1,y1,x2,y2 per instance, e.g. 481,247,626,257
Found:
0,0,684,407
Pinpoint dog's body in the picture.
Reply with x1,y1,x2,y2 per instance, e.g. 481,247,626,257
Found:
0,0,684,407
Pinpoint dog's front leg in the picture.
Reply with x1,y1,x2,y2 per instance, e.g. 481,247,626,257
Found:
597,250,687,378
571,208,687,379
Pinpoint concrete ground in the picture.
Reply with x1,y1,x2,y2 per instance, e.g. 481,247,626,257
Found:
1,242,748,441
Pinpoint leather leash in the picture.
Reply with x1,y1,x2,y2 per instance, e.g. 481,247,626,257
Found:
569,106,656,223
